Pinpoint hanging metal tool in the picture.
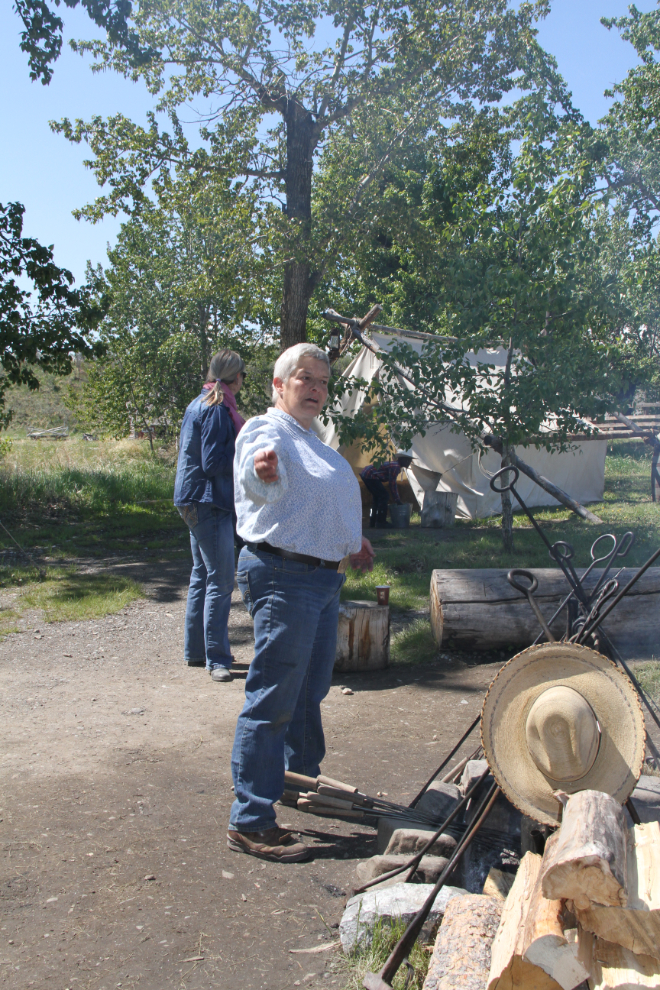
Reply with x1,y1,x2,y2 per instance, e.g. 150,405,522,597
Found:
507,569,555,643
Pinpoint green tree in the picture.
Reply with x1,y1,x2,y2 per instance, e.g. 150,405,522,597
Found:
71,187,275,438
50,0,559,348
329,109,628,548
0,201,103,427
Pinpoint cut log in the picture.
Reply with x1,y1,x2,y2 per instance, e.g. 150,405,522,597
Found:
541,791,628,910
429,568,660,658
572,822,660,959
421,491,458,528
334,599,389,672
423,893,503,990
581,931,660,990
483,868,516,901
488,852,589,990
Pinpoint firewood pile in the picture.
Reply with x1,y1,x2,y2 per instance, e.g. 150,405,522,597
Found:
486,788,660,990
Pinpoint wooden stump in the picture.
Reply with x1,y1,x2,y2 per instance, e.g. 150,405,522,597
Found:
541,791,628,909
421,491,458,528
334,600,389,672
429,567,660,656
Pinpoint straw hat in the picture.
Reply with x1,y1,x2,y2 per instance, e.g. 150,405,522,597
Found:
481,643,645,825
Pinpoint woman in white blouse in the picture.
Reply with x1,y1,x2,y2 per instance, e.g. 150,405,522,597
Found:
227,343,374,863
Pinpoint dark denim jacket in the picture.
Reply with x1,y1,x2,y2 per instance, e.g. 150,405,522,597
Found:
173,392,236,510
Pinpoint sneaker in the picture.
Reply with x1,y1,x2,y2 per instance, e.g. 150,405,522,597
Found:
186,659,206,667
210,666,232,682
227,826,311,862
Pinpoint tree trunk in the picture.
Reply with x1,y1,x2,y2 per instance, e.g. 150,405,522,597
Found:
280,106,316,350
500,447,515,553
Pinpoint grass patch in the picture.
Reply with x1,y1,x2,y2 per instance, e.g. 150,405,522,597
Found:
632,661,660,707
20,570,143,623
0,565,143,632
0,436,185,568
345,440,660,615
390,618,439,665
338,917,430,990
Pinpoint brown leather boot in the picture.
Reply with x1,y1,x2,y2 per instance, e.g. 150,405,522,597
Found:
226,826,311,862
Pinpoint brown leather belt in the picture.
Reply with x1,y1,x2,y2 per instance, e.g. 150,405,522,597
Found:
247,541,341,571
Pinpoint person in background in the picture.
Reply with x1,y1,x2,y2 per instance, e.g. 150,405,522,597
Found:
227,342,375,863
174,349,246,683
360,452,413,528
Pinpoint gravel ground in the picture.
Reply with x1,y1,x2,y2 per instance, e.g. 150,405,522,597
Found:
0,557,503,990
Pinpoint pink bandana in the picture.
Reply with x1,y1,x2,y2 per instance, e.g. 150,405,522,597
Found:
202,380,245,434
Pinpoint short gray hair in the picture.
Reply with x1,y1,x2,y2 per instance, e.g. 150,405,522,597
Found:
272,343,330,403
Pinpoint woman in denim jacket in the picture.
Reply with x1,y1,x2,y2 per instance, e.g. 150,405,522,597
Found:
174,349,246,682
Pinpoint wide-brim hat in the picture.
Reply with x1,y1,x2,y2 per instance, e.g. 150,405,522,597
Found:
481,643,645,825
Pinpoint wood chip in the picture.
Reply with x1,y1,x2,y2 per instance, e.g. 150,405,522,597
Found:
289,941,340,954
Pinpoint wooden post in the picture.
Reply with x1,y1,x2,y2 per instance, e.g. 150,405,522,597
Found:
334,600,389,672
541,791,628,910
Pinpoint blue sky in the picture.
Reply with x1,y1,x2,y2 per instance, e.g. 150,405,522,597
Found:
1,0,657,285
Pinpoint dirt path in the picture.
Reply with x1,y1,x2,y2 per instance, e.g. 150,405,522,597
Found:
0,559,501,990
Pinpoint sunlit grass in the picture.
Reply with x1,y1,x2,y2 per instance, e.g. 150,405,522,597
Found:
19,570,143,623
0,436,183,565
345,440,659,615
632,661,660,707
390,618,439,665
338,916,430,990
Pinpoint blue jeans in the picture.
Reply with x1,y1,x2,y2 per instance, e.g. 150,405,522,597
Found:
178,502,235,670
229,547,344,831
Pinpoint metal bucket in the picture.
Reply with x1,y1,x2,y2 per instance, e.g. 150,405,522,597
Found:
390,503,411,528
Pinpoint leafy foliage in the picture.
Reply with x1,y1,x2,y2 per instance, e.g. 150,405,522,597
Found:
0,201,103,427
49,0,562,344
68,190,276,437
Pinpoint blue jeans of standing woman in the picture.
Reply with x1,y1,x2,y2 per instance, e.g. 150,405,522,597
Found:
178,502,235,671
229,547,344,832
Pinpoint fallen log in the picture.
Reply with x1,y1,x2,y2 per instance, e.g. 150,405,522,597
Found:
580,930,660,990
572,822,660,959
541,791,628,910
488,852,588,990
429,567,660,657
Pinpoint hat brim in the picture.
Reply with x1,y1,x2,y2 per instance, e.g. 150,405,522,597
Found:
481,643,646,825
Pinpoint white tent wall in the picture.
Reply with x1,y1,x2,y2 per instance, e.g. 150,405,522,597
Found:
318,334,607,520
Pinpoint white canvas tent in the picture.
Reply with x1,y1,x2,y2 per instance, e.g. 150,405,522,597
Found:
317,330,607,520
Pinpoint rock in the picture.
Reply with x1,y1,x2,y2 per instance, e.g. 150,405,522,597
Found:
459,759,489,796
416,781,461,823
356,854,450,885
423,894,502,990
339,882,468,954
384,828,457,858
627,774,660,824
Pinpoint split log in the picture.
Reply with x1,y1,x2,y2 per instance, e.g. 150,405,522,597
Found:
429,567,660,657
572,822,660,959
541,791,628,910
423,894,503,990
580,930,660,990
488,852,589,990
334,600,389,672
